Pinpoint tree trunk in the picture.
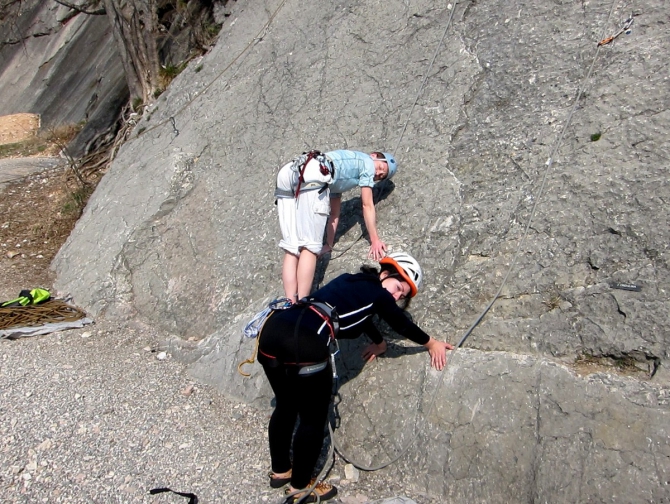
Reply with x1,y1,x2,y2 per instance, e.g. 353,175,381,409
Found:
102,0,160,106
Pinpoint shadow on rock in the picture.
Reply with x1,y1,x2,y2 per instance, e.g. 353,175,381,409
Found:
314,180,395,289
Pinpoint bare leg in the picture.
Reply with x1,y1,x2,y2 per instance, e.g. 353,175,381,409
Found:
282,252,299,302
296,248,318,300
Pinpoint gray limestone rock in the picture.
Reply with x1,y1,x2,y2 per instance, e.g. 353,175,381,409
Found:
51,0,670,501
0,1,128,157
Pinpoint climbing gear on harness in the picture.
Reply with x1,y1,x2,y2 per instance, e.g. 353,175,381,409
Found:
297,298,341,388
379,152,398,179
293,151,334,199
243,297,292,339
297,297,339,341
329,339,340,393
284,478,338,503
379,252,423,298
238,298,293,377
237,334,262,377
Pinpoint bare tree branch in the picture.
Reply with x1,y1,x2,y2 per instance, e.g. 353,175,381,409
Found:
53,0,105,15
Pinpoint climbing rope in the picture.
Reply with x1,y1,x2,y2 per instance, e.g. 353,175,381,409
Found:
392,3,459,156
328,2,459,260
0,299,87,332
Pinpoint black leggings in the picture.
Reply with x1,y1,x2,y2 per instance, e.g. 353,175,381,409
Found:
259,305,333,488
263,363,332,488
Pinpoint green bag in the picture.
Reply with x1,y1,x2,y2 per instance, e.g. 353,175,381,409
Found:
0,288,51,308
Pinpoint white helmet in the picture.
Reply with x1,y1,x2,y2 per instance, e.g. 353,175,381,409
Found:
379,251,423,298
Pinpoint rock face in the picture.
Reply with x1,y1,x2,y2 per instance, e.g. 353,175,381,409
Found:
52,0,670,501
0,1,128,156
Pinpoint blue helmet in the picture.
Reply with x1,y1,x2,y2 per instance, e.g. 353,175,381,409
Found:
381,152,397,179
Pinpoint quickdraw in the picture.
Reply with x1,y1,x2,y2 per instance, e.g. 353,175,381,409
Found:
598,14,634,46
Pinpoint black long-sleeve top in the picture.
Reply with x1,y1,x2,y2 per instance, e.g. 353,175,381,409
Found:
311,272,430,345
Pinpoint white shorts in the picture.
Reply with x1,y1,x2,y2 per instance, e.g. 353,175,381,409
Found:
276,160,331,255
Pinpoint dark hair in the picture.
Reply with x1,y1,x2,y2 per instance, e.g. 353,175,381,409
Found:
360,265,380,276
360,264,412,309
370,151,386,160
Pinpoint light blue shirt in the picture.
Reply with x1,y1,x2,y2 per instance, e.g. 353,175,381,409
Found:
326,150,376,196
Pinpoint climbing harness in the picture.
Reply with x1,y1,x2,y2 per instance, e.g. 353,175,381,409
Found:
237,297,339,378
598,13,634,46
301,298,341,387
293,151,334,199
274,150,334,201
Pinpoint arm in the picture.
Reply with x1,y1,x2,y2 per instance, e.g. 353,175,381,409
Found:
361,333,454,369
323,195,341,254
376,293,454,370
360,186,386,260
360,318,386,363
362,339,387,363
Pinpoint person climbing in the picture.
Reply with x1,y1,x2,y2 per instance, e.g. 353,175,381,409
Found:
257,251,454,503
275,149,397,303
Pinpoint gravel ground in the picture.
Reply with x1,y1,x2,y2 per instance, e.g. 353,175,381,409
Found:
0,318,443,504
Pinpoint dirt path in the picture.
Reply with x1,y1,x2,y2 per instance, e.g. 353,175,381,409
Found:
0,113,40,145
0,114,77,303
0,157,64,189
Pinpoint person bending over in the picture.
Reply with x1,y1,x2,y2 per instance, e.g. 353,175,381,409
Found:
275,149,397,302
258,251,453,502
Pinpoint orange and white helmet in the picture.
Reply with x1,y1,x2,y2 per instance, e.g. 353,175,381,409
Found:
379,251,423,298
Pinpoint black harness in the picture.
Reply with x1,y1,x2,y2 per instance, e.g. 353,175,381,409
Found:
259,298,339,377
